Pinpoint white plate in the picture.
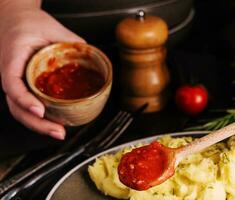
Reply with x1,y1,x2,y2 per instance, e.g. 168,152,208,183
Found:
46,131,208,200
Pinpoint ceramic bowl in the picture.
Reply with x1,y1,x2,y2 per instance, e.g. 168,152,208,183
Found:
26,43,112,126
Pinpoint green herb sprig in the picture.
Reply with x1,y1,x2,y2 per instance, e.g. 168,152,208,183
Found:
186,109,235,131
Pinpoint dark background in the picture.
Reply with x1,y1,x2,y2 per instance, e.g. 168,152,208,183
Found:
0,0,235,199
0,0,235,179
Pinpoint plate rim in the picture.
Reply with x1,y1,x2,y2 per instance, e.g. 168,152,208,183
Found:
46,130,209,200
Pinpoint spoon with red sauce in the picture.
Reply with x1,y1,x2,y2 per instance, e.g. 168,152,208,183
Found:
118,122,235,191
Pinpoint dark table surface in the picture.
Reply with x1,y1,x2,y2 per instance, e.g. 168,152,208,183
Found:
0,0,235,198
1,0,234,157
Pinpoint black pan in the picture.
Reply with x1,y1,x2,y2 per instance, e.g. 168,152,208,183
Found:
43,0,194,45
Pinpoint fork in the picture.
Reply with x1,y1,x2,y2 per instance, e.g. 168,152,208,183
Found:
0,106,146,199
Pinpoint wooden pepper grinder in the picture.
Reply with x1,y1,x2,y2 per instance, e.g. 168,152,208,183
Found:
116,10,170,112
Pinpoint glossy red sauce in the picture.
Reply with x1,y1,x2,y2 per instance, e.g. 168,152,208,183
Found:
35,63,105,100
118,141,168,190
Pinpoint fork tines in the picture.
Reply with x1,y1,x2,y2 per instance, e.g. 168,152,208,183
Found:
84,110,133,155
85,103,148,155
96,111,133,150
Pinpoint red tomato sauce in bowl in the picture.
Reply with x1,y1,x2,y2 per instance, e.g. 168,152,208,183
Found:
35,63,105,100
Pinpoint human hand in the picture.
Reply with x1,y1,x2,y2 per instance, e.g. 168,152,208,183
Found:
0,1,85,140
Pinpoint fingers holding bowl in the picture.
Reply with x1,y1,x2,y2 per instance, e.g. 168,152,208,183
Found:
6,96,65,140
26,42,113,127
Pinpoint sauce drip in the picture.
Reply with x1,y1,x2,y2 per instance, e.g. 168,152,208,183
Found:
35,63,105,100
118,141,168,190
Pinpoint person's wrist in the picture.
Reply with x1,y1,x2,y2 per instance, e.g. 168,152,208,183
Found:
0,0,42,37
0,0,41,13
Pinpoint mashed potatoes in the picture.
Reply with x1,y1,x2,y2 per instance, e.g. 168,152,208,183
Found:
88,135,235,200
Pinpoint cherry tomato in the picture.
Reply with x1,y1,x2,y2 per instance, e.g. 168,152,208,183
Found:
175,85,208,116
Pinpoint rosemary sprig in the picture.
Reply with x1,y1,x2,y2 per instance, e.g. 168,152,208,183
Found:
186,109,235,131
